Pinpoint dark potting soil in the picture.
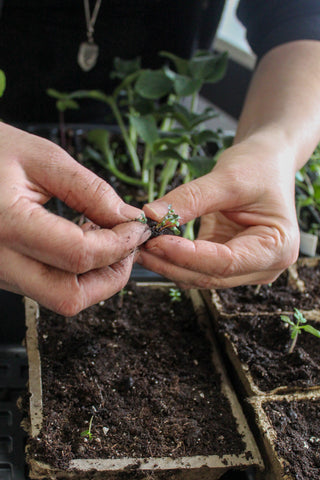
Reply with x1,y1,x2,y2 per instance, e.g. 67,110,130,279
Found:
264,398,320,480
30,284,246,469
219,314,320,392
216,266,320,314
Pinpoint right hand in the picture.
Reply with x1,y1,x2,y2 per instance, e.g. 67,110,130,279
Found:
0,123,150,315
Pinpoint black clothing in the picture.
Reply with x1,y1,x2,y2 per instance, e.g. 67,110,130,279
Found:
0,0,320,123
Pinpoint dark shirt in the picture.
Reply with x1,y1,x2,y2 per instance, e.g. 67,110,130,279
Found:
0,0,320,123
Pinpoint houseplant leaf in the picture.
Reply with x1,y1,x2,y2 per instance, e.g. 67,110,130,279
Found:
129,115,159,146
0,70,5,97
135,70,173,99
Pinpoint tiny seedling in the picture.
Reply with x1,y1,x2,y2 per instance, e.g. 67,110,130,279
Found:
156,204,181,235
280,308,320,354
169,288,182,302
80,415,94,441
136,212,147,224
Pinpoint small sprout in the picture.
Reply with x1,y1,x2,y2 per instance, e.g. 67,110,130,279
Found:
136,212,147,224
80,415,94,441
156,204,181,235
280,308,320,353
169,288,182,302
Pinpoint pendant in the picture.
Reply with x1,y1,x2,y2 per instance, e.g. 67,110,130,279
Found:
77,41,99,72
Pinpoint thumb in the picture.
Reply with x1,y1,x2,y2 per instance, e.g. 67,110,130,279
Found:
143,170,238,224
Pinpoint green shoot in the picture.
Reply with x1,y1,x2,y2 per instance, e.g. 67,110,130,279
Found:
156,204,181,235
135,212,147,224
280,308,320,353
80,415,94,441
169,288,182,302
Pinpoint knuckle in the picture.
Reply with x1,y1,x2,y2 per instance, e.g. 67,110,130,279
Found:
68,244,91,274
88,176,117,205
53,289,85,317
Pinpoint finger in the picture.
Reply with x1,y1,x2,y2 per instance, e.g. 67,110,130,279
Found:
141,223,297,278
0,202,151,273
143,159,258,225
137,249,283,290
15,127,143,225
0,246,135,316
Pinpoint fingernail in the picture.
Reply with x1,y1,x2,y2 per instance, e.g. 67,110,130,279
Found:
144,201,170,220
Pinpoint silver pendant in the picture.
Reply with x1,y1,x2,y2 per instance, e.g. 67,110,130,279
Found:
77,41,99,72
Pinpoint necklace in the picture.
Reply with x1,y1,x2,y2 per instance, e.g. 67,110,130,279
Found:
77,0,102,72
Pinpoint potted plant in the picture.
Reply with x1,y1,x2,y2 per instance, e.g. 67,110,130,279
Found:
24,284,263,479
248,391,320,480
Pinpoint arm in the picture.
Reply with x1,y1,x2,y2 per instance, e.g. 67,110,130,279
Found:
139,40,320,288
0,123,150,315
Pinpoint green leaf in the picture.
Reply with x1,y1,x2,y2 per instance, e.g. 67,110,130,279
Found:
301,325,320,337
129,114,159,146
0,70,6,97
70,89,110,103
152,148,184,164
56,98,79,112
185,155,217,178
47,88,70,100
280,315,295,327
191,130,221,146
173,73,202,97
190,51,228,83
159,51,189,75
87,129,110,153
110,56,141,79
135,70,173,99
153,134,190,151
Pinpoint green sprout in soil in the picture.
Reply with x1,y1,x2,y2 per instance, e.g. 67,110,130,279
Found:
80,415,94,441
156,204,181,235
169,288,182,302
280,308,320,354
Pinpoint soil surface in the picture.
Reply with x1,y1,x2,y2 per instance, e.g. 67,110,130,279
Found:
216,266,320,314
264,399,320,480
29,283,246,469
218,314,320,392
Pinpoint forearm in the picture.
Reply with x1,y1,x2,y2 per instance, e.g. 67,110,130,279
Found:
235,40,320,171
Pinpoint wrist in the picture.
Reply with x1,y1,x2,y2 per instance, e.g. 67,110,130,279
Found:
234,126,305,174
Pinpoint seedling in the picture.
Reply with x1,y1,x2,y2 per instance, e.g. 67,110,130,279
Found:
80,415,94,441
280,308,320,353
155,204,181,235
136,212,147,224
169,288,182,302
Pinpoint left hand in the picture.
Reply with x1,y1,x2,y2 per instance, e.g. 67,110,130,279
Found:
138,137,300,289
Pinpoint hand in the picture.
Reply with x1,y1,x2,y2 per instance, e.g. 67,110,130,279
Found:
140,136,300,289
0,123,150,315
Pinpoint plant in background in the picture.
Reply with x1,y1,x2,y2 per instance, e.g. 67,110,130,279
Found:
295,142,320,236
80,414,94,441
280,308,320,354
47,50,229,239
0,69,5,98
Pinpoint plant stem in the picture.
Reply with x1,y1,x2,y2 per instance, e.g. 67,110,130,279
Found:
289,335,298,354
158,159,179,198
107,96,141,173
148,166,155,203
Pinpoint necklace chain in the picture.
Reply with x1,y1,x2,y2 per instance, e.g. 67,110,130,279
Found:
84,0,102,42
78,0,102,71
